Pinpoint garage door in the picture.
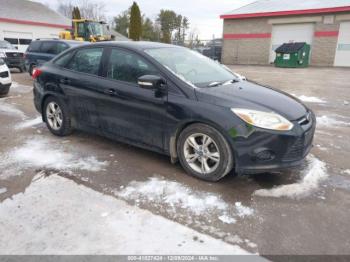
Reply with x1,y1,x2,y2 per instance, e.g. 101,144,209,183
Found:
334,21,350,67
269,23,314,63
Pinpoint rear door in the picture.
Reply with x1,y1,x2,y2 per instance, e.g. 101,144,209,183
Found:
58,47,105,129
97,47,166,150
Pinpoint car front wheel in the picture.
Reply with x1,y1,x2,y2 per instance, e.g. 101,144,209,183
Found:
43,96,72,136
177,123,234,181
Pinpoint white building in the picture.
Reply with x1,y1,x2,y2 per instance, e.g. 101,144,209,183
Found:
0,0,71,52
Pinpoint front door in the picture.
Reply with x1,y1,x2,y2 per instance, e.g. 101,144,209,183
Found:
98,47,166,151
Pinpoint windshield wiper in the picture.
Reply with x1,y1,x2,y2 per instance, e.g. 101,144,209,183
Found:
207,81,222,87
207,78,240,87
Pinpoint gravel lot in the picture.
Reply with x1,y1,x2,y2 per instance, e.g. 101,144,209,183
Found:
0,66,349,256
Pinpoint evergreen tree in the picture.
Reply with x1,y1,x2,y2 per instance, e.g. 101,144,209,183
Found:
129,2,142,41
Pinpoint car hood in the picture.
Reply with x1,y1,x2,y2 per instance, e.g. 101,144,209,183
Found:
195,80,307,120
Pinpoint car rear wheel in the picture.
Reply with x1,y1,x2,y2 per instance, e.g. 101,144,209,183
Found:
43,96,72,136
177,123,234,181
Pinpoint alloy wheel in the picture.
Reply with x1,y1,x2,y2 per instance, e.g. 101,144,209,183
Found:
46,102,63,131
183,133,220,175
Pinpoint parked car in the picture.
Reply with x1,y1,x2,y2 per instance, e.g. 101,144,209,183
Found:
0,40,25,72
25,39,86,76
0,58,12,96
32,42,315,181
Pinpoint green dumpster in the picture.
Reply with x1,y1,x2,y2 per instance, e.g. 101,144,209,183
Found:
274,42,310,68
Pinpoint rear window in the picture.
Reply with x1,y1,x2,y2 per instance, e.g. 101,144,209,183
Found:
27,41,41,52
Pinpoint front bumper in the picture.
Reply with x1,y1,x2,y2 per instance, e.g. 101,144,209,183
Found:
232,111,316,174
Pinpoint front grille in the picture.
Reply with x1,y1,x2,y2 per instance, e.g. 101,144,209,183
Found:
6,52,23,58
0,71,9,78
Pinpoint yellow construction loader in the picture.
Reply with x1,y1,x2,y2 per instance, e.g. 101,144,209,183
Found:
59,19,111,42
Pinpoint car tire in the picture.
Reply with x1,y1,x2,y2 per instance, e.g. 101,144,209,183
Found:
43,96,72,136
177,123,234,182
0,86,10,96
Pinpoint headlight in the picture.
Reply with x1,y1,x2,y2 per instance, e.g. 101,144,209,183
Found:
231,108,293,131
0,52,6,58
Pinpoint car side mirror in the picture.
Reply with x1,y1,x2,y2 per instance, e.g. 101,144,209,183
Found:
0,58,4,65
138,75,166,90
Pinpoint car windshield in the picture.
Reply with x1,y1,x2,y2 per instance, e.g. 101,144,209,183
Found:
0,41,15,49
86,22,104,36
144,47,237,87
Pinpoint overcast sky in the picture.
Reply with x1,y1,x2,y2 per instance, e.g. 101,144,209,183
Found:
33,0,256,39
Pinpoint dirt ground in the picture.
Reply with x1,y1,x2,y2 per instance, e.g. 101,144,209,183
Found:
0,65,349,256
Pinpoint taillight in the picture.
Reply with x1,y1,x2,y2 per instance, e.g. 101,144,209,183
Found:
32,68,42,80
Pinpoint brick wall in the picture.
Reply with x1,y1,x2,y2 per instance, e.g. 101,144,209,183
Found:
311,23,340,66
222,18,271,65
222,13,348,66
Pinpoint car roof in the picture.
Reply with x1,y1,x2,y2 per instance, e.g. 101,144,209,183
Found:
33,39,88,46
92,41,181,51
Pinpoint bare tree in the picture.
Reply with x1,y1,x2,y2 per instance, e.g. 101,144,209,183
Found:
57,0,106,21
57,0,74,18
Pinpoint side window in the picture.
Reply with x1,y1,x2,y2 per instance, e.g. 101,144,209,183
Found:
27,41,41,52
56,43,69,54
66,48,103,75
54,51,74,67
106,49,159,83
77,23,85,37
41,42,58,55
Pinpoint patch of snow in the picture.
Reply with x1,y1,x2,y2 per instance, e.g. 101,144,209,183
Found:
164,65,198,89
342,169,350,175
3,137,108,172
10,82,33,93
235,202,254,217
0,174,250,255
0,100,25,118
293,94,326,103
219,215,236,224
116,177,254,224
0,188,7,194
254,155,327,199
316,115,350,128
15,116,42,129
344,101,349,106
316,144,327,151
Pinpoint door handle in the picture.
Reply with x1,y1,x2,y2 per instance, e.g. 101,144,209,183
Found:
105,88,118,96
60,77,71,85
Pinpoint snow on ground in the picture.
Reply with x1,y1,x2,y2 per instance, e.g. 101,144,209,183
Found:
342,169,350,175
292,94,326,103
0,174,250,255
0,99,25,118
1,137,108,174
15,116,42,129
254,155,327,199
0,187,7,194
116,177,254,224
10,82,33,93
316,115,350,128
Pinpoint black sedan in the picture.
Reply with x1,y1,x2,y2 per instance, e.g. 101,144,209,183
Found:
32,41,315,181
